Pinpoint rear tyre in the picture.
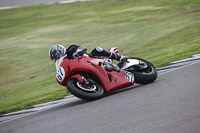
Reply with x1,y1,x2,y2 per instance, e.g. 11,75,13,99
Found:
125,57,157,84
67,78,104,101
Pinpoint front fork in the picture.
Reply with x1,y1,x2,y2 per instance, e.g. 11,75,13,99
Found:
69,73,95,86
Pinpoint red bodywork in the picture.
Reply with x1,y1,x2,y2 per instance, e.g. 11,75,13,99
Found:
56,48,134,93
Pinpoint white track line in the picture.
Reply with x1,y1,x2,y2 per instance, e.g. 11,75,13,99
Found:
0,0,93,10
0,6,18,10
158,60,200,75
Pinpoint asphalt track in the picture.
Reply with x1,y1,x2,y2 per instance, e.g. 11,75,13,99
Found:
0,57,200,133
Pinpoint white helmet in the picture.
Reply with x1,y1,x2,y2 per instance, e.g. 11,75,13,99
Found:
49,44,66,61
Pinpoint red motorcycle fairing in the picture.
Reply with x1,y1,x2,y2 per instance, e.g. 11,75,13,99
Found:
56,55,134,93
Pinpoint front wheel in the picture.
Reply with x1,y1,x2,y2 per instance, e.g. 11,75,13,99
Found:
125,57,157,84
66,78,104,101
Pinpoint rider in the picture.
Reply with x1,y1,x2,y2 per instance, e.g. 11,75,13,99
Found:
49,44,128,68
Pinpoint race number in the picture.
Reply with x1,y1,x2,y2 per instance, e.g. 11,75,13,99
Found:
56,67,65,82
125,71,134,83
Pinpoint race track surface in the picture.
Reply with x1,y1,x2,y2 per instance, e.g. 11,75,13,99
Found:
0,60,200,133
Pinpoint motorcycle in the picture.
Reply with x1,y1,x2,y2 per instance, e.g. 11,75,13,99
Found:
56,47,157,100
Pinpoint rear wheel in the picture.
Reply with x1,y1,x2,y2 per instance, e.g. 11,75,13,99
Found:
66,76,104,101
125,57,157,84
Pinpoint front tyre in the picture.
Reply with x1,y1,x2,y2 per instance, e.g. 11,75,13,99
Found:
66,78,104,101
126,57,157,84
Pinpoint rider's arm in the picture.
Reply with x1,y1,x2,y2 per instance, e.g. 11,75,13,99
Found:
77,46,87,55
66,45,87,59
72,46,87,59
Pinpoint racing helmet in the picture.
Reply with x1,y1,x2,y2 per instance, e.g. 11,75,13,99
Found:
49,44,66,61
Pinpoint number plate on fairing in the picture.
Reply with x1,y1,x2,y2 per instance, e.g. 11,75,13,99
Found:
125,71,134,83
56,67,65,82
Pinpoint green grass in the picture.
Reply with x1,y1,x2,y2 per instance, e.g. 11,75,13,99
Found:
0,0,200,115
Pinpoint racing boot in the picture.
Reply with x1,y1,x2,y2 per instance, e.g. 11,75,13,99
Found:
110,52,128,67
90,46,128,65
117,55,128,68
119,55,128,64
